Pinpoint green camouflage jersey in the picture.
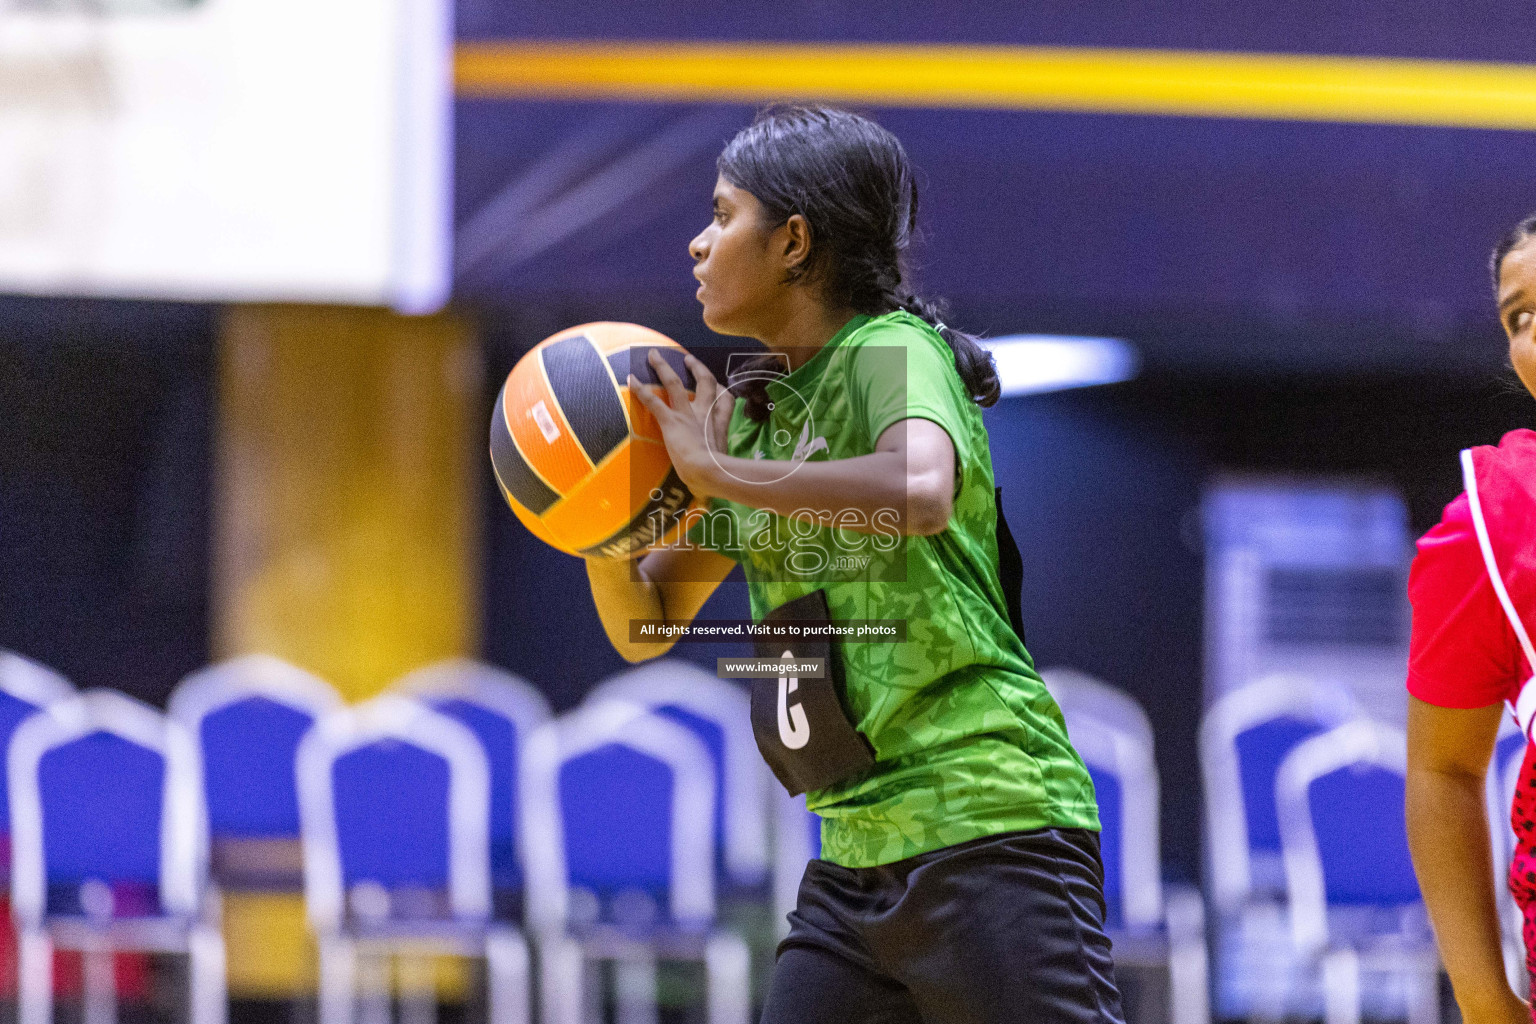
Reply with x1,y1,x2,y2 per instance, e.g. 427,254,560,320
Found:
684,310,1099,868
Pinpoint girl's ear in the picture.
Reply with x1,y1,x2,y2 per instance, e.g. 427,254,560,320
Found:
781,213,813,274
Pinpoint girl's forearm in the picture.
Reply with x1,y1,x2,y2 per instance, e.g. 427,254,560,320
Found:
698,451,945,535
585,556,665,663
1407,765,1517,1015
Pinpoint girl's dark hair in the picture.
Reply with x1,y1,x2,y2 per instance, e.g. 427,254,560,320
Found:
1491,213,1536,290
717,105,1000,421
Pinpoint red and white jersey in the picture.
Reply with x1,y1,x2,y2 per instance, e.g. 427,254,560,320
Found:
1459,429,1536,726
1410,428,1536,993
1408,430,1536,714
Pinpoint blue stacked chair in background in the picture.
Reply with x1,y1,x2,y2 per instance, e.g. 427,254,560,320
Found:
522,699,749,1024
585,660,770,895
1042,668,1209,1024
1276,718,1436,1024
1199,673,1362,1020
587,658,819,948
8,690,225,1024
169,655,342,890
11,650,1466,1024
296,695,528,1024
391,658,552,917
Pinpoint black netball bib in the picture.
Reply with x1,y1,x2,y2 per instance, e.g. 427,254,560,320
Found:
748,589,875,796
994,486,1028,647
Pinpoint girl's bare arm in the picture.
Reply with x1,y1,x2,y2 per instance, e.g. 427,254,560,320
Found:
1406,696,1528,1024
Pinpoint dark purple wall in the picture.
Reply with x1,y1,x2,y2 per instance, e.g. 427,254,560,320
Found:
0,297,214,702
452,5,1536,371
455,98,1534,372
458,0,1536,61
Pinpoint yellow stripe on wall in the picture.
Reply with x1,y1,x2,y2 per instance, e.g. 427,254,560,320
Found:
456,41,1536,131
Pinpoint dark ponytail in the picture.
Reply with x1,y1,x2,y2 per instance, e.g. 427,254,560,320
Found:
893,292,1002,410
717,105,1000,421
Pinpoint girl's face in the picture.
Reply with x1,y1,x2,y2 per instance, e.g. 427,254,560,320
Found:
1498,239,1536,400
689,176,797,337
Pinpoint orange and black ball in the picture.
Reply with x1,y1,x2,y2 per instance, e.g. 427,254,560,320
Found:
489,322,703,558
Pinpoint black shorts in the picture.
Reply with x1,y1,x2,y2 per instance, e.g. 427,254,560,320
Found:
762,827,1126,1024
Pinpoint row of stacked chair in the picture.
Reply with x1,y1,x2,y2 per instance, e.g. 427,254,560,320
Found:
0,651,821,1024
0,649,1507,1024
1046,667,1523,1024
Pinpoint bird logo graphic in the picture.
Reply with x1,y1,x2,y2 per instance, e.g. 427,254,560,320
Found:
792,421,829,463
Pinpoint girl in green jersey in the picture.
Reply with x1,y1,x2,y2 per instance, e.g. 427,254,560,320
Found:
587,106,1123,1024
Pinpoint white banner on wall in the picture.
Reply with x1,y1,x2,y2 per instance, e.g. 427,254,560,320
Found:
0,0,451,312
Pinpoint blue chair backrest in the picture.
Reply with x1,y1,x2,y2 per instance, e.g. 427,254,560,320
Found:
1308,763,1418,906
583,665,765,889
1237,715,1332,853
1049,686,1161,930
1086,764,1124,926
652,704,725,870
560,743,673,898
40,732,164,901
201,696,316,839
332,740,451,890
423,698,519,888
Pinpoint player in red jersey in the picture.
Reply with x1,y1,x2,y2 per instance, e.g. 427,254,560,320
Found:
1407,214,1536,1024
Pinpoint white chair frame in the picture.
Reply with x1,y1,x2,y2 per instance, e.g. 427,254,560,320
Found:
0,649,75,874
1058,712,1164,929
586,659,769,888
392,658,552,742
169,654,343,878
1201,672,1362,912
8,690,225,1024
393,658,553,926
296,695,528,1024
1042,669,1209,1024
1042,667,1162,928
1276,719,1437,1024
0,651,74,712
1042,667,1155,750
521,700,748,1024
